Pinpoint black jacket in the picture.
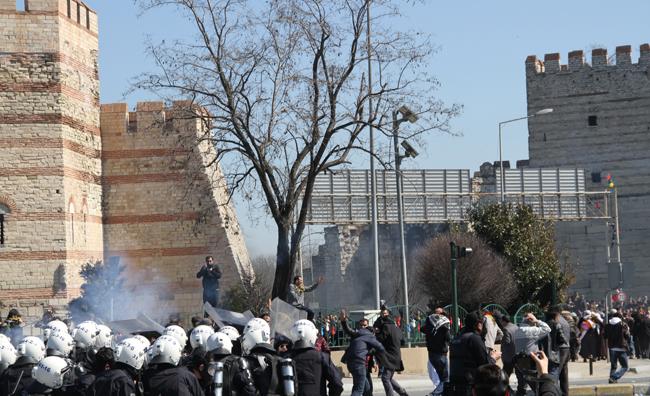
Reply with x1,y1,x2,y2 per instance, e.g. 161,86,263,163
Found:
341,326,385,367
143,365,204,396
247,344,297,396
0,362,36,396
87,367,136,396
422,314,451,354
196,265,222,291
375,318,404,371
605,318,630,349
291,347,343,396
449,330,490,385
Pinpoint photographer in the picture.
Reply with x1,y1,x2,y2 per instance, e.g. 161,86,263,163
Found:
472,351,560,396
196,256,222,309
0,309,23,346
514,313,550,396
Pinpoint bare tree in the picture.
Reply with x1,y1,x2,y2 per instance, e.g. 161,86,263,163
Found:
414,232,518,310
134,0,460,299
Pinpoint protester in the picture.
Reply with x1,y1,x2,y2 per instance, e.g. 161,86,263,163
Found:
494,313,518,379
449,311,500,395
604,310,631,383
546,306,570,396
340,310,385,396
0,309,24,347
375,308,408,396
482,311,503,354
287,275,323,321
422,307,451,396
196,255,222,309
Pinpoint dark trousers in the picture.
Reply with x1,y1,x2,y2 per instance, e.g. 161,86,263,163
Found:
294,304,315,321
549,348,570,396
348,364,370,396
203,290,219,308
609,349,629,380
380,367,406,396
428,351,448,394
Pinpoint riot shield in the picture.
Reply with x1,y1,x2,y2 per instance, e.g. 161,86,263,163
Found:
203,302,254,329
270,298,306,339
108,312,165,337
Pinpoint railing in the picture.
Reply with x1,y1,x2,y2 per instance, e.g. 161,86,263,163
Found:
315,302,545,349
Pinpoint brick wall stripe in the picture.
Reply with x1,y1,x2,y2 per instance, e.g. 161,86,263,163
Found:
0,138,100,159
103,173,183,184
0,114,100,136
103,212,200,224
106,246,211,258
102,148,191,159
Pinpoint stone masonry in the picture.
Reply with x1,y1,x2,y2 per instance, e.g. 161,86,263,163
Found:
526,45,650,298
0,0,251,324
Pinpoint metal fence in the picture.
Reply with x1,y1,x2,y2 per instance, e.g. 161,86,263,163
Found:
315,303,544,349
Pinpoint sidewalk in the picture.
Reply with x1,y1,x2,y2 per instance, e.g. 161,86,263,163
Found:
341,358,650,394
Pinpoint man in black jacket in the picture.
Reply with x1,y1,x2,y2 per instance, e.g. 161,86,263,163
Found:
422,308,451,395
449,311,500,395
89,339,145,396
375,308,408,396
604,310,630,384
341,312,385,396
197,256,222,309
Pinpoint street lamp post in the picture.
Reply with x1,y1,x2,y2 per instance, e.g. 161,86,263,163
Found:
499,108,553,203
392,106,418,345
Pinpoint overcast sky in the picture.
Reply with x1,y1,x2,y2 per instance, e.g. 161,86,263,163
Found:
84,1,650,256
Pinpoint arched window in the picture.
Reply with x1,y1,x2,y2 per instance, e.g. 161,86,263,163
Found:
0,203,10,246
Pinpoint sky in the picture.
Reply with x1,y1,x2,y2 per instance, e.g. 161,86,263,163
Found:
84,1,650,257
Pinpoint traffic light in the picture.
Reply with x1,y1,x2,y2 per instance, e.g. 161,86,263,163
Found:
606,174,615,191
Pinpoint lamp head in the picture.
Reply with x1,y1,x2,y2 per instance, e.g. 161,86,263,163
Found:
400,140,419,158
535,108,553,115
398,106,418,123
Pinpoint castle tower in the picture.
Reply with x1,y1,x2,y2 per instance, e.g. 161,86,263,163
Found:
100,102,252,320
0,0,102,316
526,45,650,297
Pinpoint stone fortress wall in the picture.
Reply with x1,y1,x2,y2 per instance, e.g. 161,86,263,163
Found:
0,0,251,324
0,0,103,317
526,44,650,298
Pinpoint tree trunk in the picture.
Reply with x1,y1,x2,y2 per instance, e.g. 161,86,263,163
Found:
272,223,292,300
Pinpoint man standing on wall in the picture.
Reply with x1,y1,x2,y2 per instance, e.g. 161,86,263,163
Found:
197,256,222,309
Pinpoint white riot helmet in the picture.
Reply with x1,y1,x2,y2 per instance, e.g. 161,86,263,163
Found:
207,332,233,354
0,334,10,345
148,335,182,366
114,338,146,370
32,356,71,389
290,319,319,349
218,326,240,342
163,325,188,349
0,341,17,372
72,321,99,350
241,318,271,355
95,325,113,349
46,331,75,357
190,325,214,349
43,320,68,339
16,336,46,364
133,335,151,349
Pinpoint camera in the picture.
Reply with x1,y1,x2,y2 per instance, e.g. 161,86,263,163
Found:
513,352,542,382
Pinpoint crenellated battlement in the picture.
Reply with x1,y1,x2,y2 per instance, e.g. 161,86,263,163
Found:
0,0,98,35
526,44,650,75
